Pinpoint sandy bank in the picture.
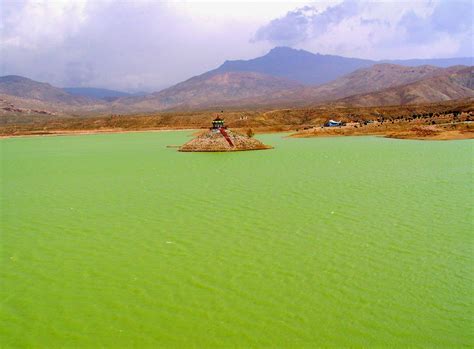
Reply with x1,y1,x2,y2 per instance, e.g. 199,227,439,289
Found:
290,122,474,141
385,129,474,141
0,127,195,139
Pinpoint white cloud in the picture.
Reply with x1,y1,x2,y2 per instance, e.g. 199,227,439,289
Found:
255,0,473,59
178,0,309,23
1,0,472,91
1,0,280,91
1,0,91,49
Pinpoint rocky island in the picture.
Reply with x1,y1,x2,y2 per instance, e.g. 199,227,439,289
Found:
179,117,272,152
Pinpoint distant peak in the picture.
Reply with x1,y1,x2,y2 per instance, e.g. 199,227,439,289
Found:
267,46,316,57
269,46,299,54
0,75,33,82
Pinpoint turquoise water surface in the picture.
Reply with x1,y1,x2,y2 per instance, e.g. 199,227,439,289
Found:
1,132,473,347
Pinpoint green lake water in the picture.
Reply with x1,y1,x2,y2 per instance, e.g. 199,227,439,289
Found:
1,132,473,347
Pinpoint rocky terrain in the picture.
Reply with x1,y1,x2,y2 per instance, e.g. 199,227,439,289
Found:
116,71,302,111
113,61,473,112
0,48,472,116
0,96,57,116
232,64,468,107
179,129,271,152
0,75,94,106
0,76,108,115
334,67,474,107
2,98,472,141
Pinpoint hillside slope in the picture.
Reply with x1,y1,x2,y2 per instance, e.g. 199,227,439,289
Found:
215,64,465,108
334,67,474,106
212,47,374,85
0,75,96,105
1,55,472,115
210,47,472,86
115,71,302,111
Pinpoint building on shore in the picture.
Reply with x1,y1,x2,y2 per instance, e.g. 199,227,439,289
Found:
325,120,343,127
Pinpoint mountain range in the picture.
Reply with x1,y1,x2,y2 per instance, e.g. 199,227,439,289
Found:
63,87,132,101
335,66,474,107
1,47,472,116
211,47,472,85
0,75,91,106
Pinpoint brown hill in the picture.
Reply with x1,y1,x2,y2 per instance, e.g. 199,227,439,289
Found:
235,64,463,107
309,63,444,97
334,66,474,106
0,94,62,119
0,92,111,117
0,76,109,115
209,46,473,85
1,64,471,116
114,71,302,111
111,64,450,111
0,75,95,105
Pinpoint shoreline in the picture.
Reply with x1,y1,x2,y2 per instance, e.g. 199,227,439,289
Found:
2,98,472,141
289,123,473,141
1,123,473,142
0,127,197,139
1,126,473,141
289,131,474,141
0,126,292,140
384,130,473,141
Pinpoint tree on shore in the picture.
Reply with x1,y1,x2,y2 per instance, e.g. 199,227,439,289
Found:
246,128,254,138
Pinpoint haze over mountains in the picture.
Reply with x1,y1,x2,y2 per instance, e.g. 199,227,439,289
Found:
0,75,108,116
63,88,133,101
1,47,472,116
0,76,91,106
212,47,473,85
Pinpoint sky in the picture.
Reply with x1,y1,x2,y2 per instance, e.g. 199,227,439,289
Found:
1,0,472,92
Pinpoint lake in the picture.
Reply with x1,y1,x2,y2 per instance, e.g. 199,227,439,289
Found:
1,131,473,347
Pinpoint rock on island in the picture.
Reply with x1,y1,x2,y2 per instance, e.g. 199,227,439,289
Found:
179,117,272,152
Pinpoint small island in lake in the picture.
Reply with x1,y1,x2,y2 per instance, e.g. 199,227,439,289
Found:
179,117,272,152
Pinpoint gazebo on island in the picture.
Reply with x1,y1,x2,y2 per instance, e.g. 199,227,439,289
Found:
211,117,225,131
210,117,234,146
178,116,272,152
